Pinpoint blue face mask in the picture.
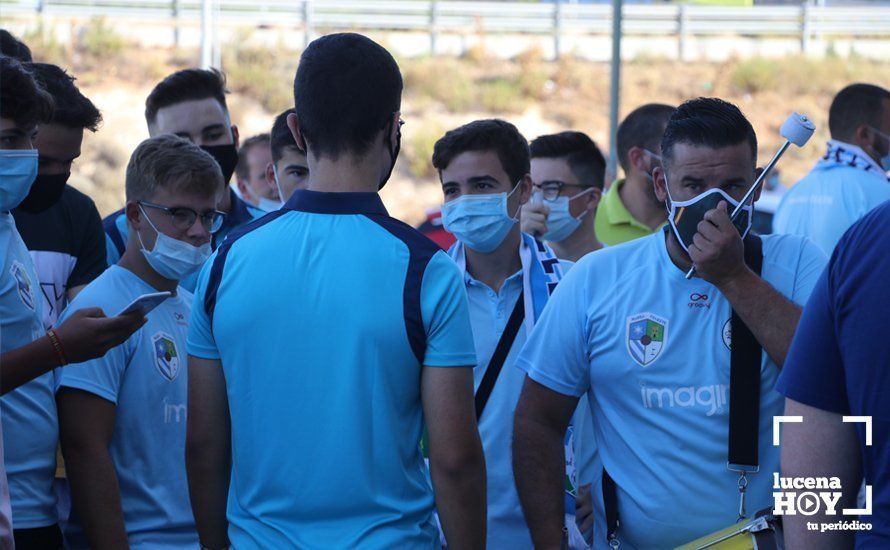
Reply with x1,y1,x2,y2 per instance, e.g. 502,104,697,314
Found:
137,204,212,281
441,183,521,253
0,149,38,212
540,188,594,243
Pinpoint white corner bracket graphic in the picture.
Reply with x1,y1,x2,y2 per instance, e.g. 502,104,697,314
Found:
843,416,873,447
773,415,803,446
842,416,873,516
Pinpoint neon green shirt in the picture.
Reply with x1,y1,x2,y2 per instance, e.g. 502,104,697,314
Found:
595,178,661,246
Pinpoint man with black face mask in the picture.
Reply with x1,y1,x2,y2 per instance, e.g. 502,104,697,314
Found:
13,63,107,329
512,98,828,549
102,68,255,291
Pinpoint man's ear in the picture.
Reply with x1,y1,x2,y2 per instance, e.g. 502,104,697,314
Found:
518,174,533,206
124,200,142,230
231,125,240,149
389,111,402,146
627,146,646,175
652,166,669,203
287,113,307,152
236,178,255,203
586,188,603,214
265,162,277,187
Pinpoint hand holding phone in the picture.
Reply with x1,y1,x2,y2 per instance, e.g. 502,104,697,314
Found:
117,291,173,317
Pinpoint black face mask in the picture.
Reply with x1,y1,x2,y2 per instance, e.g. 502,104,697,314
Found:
200,143,239,184
17,172,69,213
379,117,402,190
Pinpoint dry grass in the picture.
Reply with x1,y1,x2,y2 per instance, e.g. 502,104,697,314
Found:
16,22,890,223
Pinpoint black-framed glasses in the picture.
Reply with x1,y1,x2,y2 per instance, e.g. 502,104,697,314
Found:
533,180,590,201
139,201,226,233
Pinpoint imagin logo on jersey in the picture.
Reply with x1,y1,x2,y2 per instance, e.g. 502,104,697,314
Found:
640,384,729,416
626,312,668,367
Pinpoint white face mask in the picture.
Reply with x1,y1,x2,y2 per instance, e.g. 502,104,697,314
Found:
137,204,212,281
271,164,288,205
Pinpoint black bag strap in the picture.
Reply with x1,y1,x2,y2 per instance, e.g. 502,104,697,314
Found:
474,292,525,419
601,235,764,544
728,235,764,470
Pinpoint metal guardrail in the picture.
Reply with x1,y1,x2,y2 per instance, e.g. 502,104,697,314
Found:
2,0,888,56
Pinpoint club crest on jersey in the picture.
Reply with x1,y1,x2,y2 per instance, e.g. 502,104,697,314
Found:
10,261,35,311
152,332,180,381
626,312,668,367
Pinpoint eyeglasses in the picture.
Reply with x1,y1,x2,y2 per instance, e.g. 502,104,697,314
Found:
533,181,591,201
139,201,226,233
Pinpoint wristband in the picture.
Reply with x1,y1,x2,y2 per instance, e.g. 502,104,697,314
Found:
46,329,69,366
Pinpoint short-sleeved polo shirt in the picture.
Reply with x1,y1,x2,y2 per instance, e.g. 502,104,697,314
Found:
187,189,476,548
594,179,661,246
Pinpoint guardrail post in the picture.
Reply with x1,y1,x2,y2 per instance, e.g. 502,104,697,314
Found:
429,0,439,55
800,1,811,55
171,0,180,48
36,0,45,13
553,0,564,60
677,4,688,61
304,0,314,48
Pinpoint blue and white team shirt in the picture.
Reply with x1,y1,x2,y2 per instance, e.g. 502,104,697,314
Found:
515,230,826,548
773,140,890,255
452,234,596,548
0,211,58,530
57,265,197,549
188,190,477,548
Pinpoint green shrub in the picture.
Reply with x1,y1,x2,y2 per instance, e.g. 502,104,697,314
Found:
479,77,526,113
730,58,779,94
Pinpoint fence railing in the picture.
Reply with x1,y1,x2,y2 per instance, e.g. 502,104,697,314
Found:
2,0,889,57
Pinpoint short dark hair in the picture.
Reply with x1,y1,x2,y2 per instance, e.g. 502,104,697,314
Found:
145,68,229,127
828,83,890,142
0,56,53,130
616,103,675,173
236,133,270,180
270,108,300,162
0,29,32,62
27,63,101,131
294,33,402,158
661,97,757,171
432,119,530,185
126,134,223,201
530,131,606,190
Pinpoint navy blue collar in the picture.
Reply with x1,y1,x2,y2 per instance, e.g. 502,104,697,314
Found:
224,189,254,229
284,189,388,215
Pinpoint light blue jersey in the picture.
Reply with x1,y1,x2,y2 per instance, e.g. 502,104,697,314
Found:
57,265,197,549
452,234,597,548
516,230,826,549
773,140,890,255
0,212,57,529
188,190,477,548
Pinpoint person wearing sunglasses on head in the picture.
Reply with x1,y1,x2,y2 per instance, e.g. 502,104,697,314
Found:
55,135,225,550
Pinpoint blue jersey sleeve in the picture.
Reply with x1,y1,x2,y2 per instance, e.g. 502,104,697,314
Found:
419,251,477,368
186,256,221,360
515,257,592,397
790,237,829,306
56,297,132,404
776,254,848,414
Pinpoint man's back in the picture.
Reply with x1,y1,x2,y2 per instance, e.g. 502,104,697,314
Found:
188,190,475,548
773,143,890,255
778,201,890,546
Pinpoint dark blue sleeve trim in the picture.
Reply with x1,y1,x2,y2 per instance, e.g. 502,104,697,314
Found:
102,209,126,258
203,209,290,328
364,213,439,365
